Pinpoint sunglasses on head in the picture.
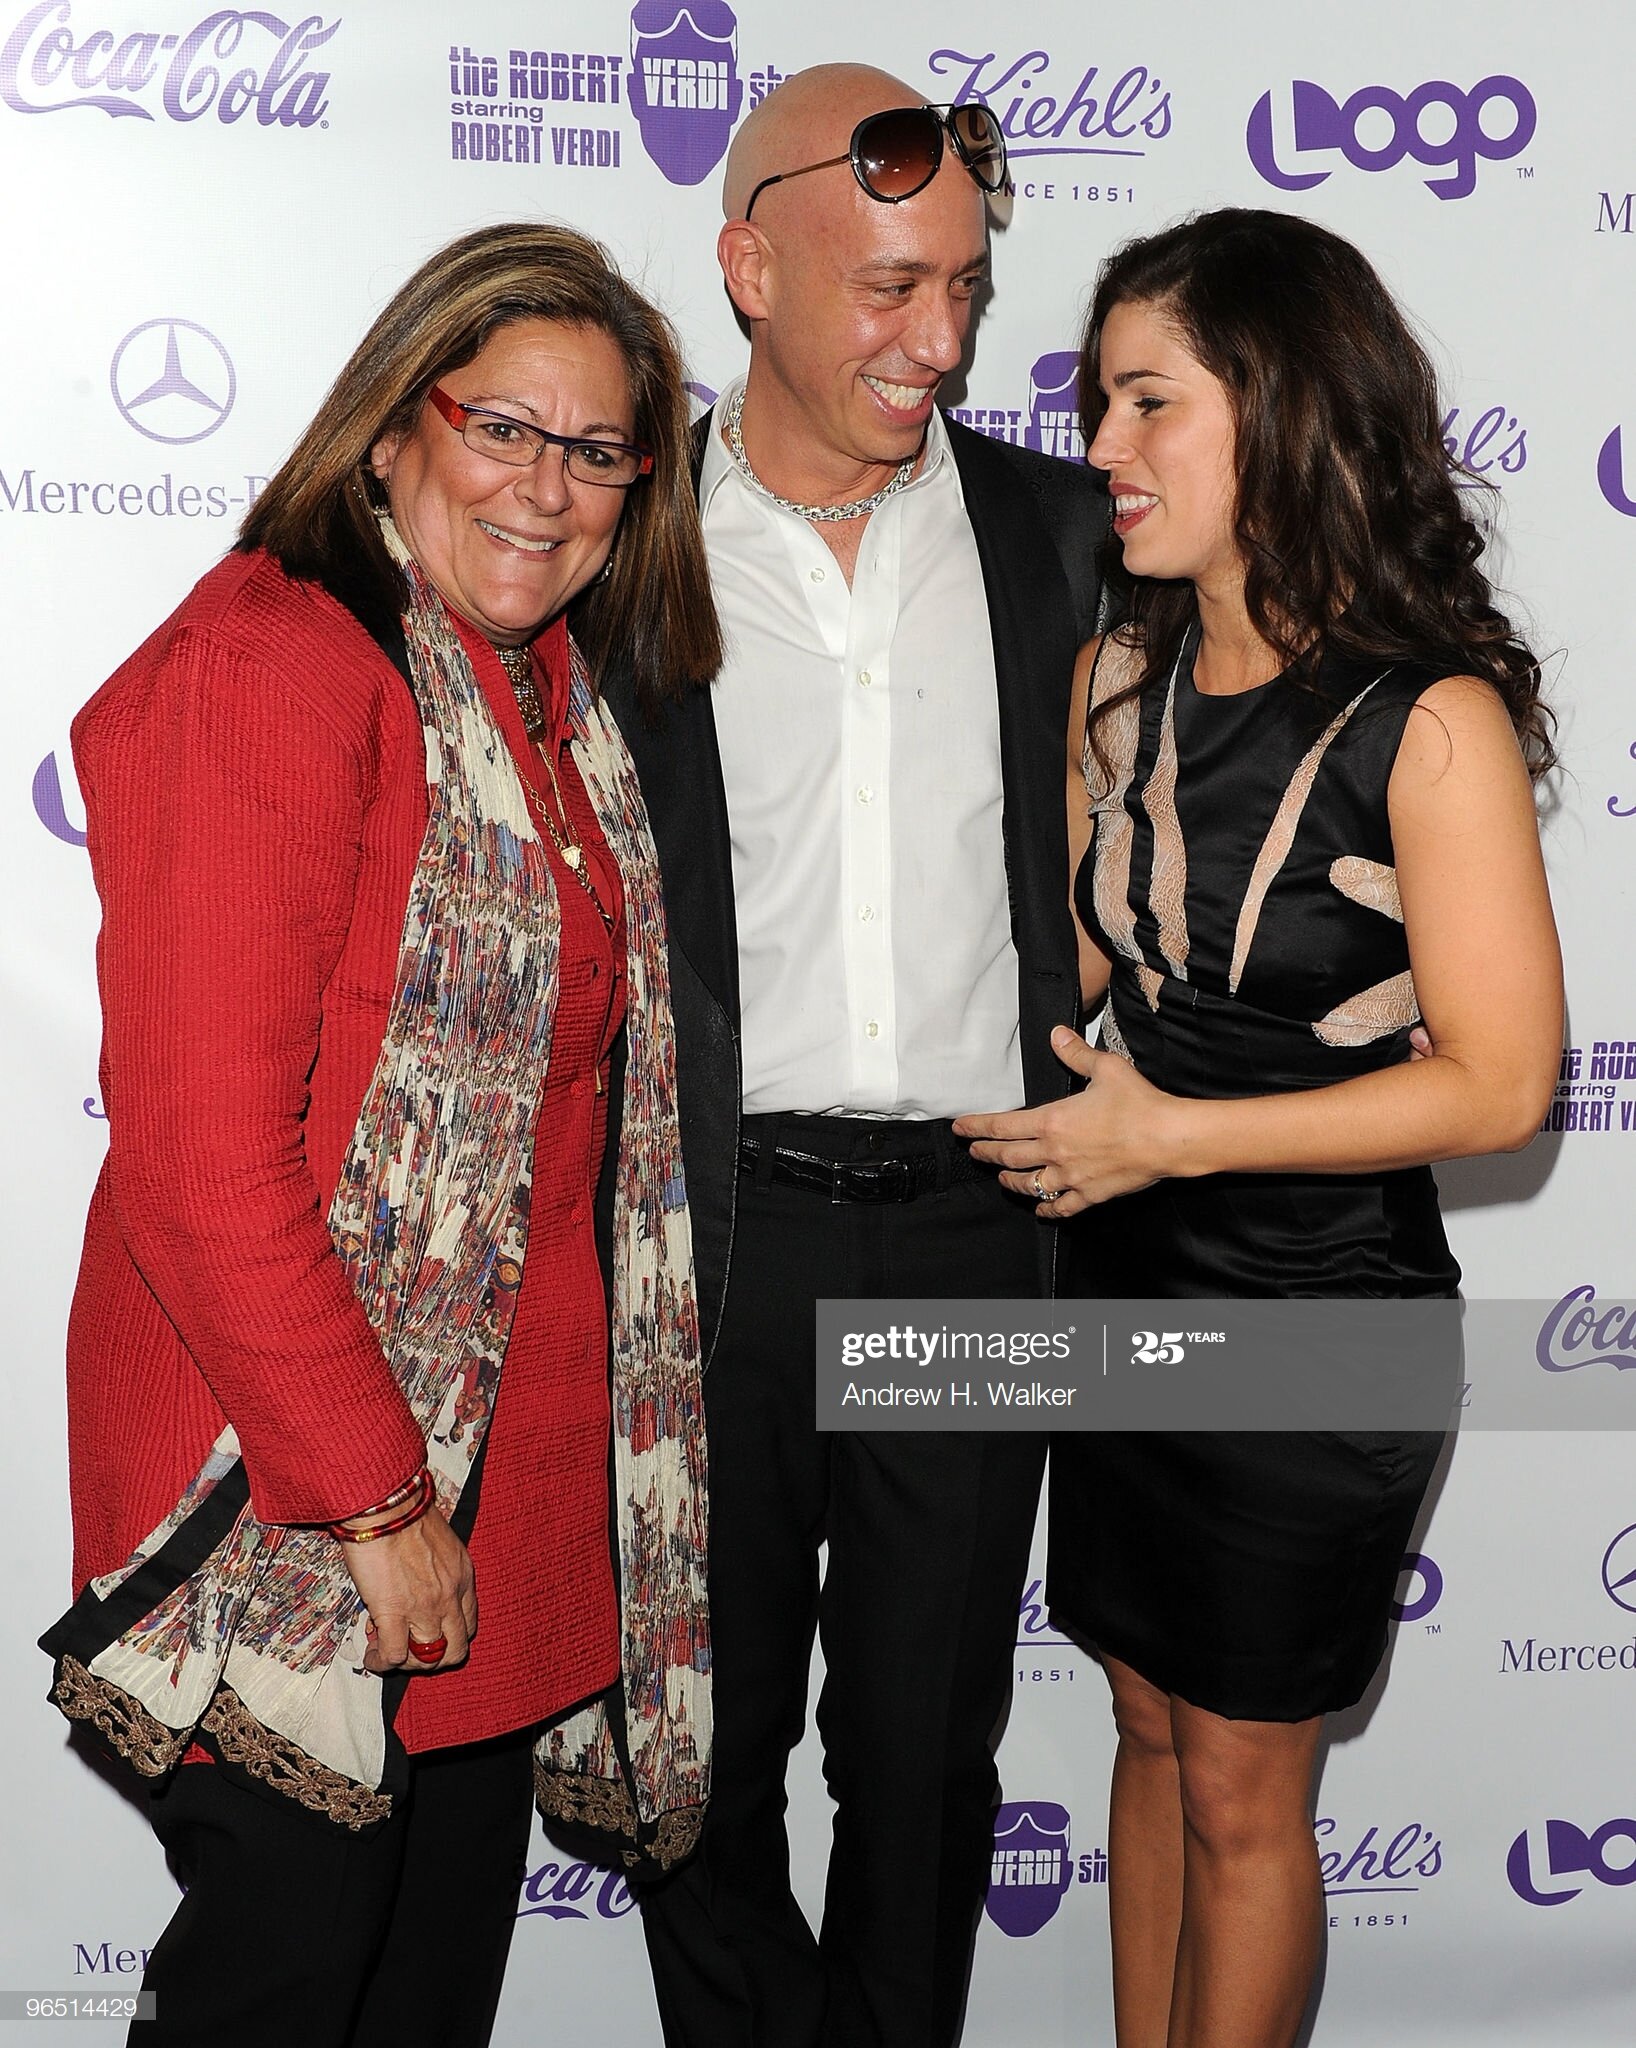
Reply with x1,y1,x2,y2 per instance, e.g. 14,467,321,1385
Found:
743,101,1008,223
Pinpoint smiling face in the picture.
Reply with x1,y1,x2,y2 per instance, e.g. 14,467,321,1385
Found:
1087,298,1243,600
719,72,989,493
759,162,986,471
369,317,634,646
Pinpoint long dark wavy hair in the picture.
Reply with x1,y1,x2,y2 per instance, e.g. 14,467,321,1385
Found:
1080,207,1553,785
240,221,720,706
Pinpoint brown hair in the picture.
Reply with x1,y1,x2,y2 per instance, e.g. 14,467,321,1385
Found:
1079,207,1554,784
239,221,720,703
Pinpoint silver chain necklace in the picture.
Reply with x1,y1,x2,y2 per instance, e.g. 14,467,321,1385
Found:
724,385,917,523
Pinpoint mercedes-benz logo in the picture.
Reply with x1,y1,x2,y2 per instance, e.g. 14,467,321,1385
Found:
110,319,236,445
1600,1524,1636,1613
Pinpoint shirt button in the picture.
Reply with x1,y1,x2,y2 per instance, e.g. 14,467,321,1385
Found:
855,785,873,805
866,1020,881,1040
858,669,872,687
857,904,875,923
810,566,826,583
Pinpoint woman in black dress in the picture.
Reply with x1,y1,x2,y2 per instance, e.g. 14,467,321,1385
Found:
955,210,1562,2047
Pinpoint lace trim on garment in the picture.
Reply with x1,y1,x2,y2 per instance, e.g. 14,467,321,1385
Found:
532,1757,703,1872
51,1660,392,1830
52,1656,191,1778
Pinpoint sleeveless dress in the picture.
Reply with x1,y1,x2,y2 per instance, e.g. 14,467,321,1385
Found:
1048,632,1458,1721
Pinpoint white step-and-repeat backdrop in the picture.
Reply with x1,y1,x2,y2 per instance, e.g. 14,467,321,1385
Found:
4,3,1634,2041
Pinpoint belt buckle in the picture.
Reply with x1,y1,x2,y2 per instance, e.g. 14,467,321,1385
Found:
817,1148,919,1203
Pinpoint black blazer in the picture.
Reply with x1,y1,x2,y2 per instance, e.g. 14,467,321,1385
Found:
600,412,1107,1360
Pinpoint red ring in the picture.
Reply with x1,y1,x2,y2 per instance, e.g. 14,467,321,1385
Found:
407,1634,447,1665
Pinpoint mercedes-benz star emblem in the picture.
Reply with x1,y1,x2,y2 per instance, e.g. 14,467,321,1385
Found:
1600,1524,1636,1614
110,319,236,445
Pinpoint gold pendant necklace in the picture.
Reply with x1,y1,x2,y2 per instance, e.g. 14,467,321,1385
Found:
497,643,547,740
495,643,611,926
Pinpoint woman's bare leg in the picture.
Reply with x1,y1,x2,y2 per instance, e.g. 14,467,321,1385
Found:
1166,1700,1324,2048
1102,1656,1186,2048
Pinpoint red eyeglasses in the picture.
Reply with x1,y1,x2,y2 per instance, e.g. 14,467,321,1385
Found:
427,385,654,487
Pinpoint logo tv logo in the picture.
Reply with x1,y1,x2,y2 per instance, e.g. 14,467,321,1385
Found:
1391,1551,1442,1624
1599,428,1636,518
628,0,742,186
0,4,335,126
111,320,235,444
32,751,86,845
1507,1819,1636,1906
1246,76,1535,199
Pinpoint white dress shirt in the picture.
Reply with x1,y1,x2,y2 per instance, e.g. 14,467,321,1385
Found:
701,380,1025,1119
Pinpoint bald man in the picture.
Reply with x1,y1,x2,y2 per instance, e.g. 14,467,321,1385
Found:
604,65,1105,2048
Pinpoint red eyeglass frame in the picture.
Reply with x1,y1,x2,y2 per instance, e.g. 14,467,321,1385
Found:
426,384,654,481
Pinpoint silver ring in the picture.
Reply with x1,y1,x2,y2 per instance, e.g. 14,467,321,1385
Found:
1031,1172,1053,1201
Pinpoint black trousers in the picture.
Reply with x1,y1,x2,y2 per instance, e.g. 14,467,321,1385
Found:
131,1728,536,2048
639,1115,1048,2048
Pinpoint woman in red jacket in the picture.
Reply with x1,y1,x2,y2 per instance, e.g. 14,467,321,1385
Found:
42,223,718,2048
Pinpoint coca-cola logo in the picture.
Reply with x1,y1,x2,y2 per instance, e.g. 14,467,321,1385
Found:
1535,1285,1636,1373
928,47,1171,162
517,1857,636,1923
0,3,336,126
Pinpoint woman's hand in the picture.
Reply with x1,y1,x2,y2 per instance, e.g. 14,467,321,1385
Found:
341,1509,478,1675
953,1026,1186,1218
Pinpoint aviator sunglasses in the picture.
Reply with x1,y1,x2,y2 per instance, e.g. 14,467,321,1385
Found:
743,102,1008,222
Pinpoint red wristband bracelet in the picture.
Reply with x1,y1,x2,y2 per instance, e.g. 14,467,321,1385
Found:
328,1466,436,1544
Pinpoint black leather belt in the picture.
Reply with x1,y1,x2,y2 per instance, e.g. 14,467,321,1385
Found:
737,1133,981,1204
